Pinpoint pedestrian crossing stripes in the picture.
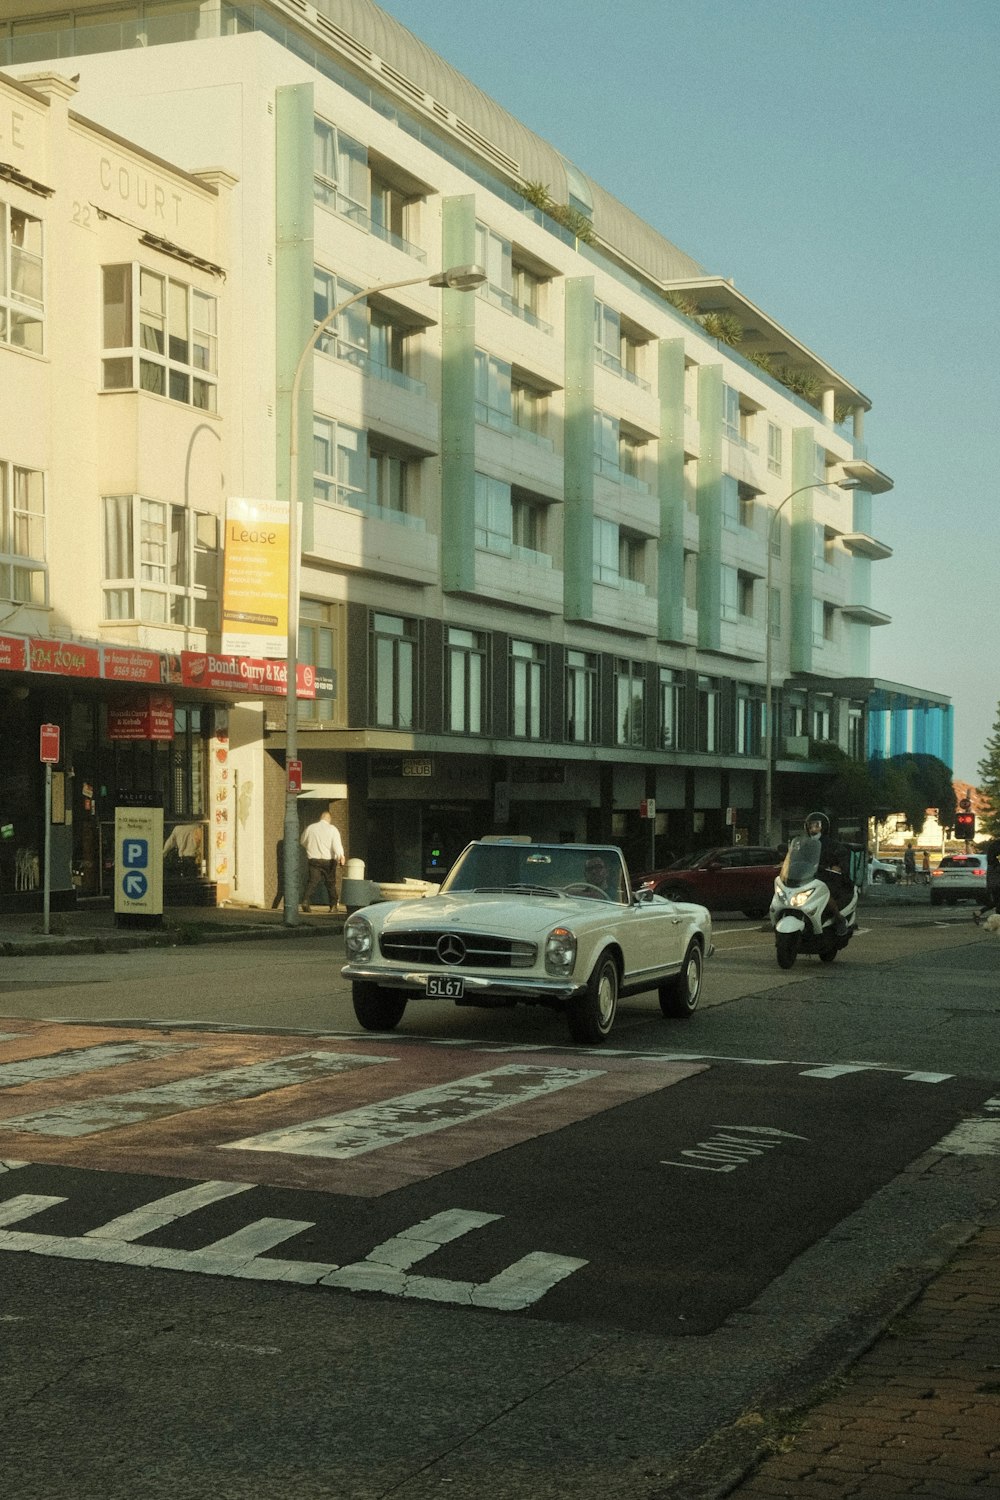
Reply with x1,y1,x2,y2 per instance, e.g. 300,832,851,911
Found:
0,1187,586,1309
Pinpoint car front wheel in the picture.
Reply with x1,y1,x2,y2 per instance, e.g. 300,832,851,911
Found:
567,953,619,1044
353,981,407,1031
658,941,703,1018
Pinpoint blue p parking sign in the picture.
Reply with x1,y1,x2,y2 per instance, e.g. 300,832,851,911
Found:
114,807,163,917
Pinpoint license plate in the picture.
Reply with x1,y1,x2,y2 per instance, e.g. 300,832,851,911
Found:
426,974,464,999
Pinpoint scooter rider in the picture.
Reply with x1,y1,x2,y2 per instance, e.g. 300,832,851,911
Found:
804,811,853,936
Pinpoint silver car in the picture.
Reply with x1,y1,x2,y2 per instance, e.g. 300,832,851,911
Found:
929,853,988,906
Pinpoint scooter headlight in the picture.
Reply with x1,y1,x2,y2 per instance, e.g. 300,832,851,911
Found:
790,887,816,908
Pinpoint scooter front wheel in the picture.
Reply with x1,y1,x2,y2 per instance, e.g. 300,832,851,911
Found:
775,931,800,969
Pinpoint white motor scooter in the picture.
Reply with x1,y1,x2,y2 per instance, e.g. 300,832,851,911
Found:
769,833,859,970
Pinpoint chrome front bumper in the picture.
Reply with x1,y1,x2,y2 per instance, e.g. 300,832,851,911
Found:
341,964,581,1002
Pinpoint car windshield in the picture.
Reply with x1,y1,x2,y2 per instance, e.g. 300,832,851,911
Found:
442,843,628,903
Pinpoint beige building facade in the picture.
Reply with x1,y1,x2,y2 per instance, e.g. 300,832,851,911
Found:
1,2,952,910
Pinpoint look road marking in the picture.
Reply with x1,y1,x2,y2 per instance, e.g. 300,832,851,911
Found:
220,1063,604,1159
0,1189,585,1310
0,1041,192,1090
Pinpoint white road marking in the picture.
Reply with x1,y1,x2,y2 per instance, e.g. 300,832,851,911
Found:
85,1180,252,1241
0,1050,393,1138
0,1041,194,1090
903,1072,952,1084
800,1064,876,1078
221,1063,604,1160
0,1190,587,1309
0,1160,28,1172
0,1193,66,1226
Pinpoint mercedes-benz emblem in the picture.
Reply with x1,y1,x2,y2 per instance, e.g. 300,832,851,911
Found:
436,932,466,966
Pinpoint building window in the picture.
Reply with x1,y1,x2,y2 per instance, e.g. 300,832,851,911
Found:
615,659,645,747
659,668,685,750
371,612,417,729
101,265,218,411
593,513,650,588
368,441,420,528
474,349,513,431
102,495,219,627
313,116,368,224
848,701,865,759
697,676,721,753
594,412,649,492
475,222,513,308
813,697,833,742
474,472,512,555
1,201,43,353
510,639,546,740
369,170,423,259
298,600,339,725
511,375,550,445
768,585,781,639
593,300,648,387
447,627,487,734
736,687,761,756
313,268,367,366
767,422,782,475
313,417,366,509
0,460,47,604
812,598,836,645
566,649,598,744
739,570,756,620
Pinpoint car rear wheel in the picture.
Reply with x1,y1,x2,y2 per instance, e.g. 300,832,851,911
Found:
352,981,407,1031
567,953,618,1044
658,941,703,1018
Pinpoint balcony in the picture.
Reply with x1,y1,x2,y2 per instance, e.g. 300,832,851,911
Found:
839,602,892,626
840,532,893,562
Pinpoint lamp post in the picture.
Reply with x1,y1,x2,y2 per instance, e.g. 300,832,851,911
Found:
282,263,486,924
762,476,860,844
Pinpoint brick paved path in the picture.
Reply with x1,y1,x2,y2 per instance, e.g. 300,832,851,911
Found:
728,1224,1000,1498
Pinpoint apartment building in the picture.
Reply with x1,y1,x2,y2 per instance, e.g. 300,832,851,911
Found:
0,1,952,909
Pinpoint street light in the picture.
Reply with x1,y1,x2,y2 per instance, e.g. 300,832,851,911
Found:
762,476,860,844
282,263,486,924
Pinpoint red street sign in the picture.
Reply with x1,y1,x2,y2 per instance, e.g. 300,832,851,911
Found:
287,758,303,793
39,723,61,764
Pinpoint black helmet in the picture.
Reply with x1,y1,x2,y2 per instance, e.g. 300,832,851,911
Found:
804,811,829,837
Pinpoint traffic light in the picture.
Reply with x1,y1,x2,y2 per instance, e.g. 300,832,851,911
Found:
955,810,976,841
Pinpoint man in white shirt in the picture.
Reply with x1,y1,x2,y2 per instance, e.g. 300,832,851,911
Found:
299,809,345,912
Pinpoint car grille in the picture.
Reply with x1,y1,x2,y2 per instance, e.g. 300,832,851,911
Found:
379,930,537,969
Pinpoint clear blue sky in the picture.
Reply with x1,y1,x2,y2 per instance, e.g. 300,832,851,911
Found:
372,0,999,784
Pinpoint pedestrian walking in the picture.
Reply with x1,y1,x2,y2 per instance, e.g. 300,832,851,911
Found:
903,844,916,885
973,834,1000,925
299,809,345,912
921,849,931,884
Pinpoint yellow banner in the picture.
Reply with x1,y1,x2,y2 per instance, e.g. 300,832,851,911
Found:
221,497,290,659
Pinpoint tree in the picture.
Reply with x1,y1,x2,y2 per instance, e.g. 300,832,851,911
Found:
976,700,1000,838
818,748,955,841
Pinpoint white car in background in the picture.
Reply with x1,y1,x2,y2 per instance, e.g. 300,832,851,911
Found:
342,838,713,1044
867,855,902,884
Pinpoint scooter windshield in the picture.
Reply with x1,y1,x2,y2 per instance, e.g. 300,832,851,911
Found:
780,834,821,885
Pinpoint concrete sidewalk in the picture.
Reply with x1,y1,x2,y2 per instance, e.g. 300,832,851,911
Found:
0,900,344,955
712,1222,1000,1499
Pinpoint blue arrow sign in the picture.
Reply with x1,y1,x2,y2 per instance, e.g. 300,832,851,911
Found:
123,871,148,900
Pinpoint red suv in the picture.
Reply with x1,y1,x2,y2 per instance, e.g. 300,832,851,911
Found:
635,846,783,919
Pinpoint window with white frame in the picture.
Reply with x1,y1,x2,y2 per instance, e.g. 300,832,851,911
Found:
566,649,598,744
447,627,487,734
723,384,741,441
369,169,421,258
593,411,649,490
721,565,739,622
101,265,217,411
767,422,783,475
313,417,366,509
615,658,645,747
0,459,46,604
511,489,548,562
511,374,550,444
102,495,218,627
474,349,513,431
510,639,545,739
313,116,368,224
811,597,836,646
659,667,684,750
474,472,512,554
313,267,366,366
593,300,647,385
368,441,420,528
1,202,43,353
370,612,418,730
475,222,513,308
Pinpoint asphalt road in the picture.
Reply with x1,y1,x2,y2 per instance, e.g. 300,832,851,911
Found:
1,907,998,1499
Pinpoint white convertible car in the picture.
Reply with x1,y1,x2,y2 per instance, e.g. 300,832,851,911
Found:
342,838,713,1044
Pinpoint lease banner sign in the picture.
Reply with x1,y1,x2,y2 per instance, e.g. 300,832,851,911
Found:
221,497,290,659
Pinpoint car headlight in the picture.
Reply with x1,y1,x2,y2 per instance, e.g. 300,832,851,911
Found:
790,888,816,908
344,915,374,961
544,925,577,976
